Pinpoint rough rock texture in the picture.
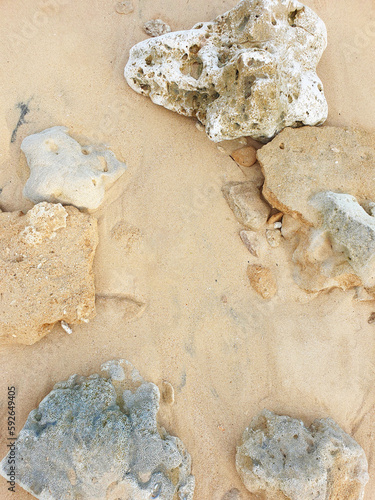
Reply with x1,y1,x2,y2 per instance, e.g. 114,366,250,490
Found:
22,126,127,210
247,264,277,299
258,126,375,226
0,202,98,345
310,192,375,288
236,410,369,500
144,19,171,37
222,181,270,230
125,0,328,142
0,360,195,500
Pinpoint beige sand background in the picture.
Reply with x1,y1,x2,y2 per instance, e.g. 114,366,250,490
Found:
0,0,375,498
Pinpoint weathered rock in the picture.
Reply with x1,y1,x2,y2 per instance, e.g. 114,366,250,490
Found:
236,409,369,500
311,191,375,288
0,202,98,345
144,19,171,37
222,181,270,230
258,126,375,226
125,0,328,142
0,360,195,500
22,126,127,210
247,264,277,299
230,146,257,167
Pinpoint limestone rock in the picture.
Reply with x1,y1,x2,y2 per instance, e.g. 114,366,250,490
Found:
247,264,277,299
0,202,98,345
258,126,375,226
222,181,270,230
125,0,328,142
22,126,127,210
236,409,369,500
230,146,257,167
0,360,195,500
144,19,171,37
311,191,375,288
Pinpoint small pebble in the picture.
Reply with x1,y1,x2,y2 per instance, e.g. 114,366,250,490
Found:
368,312,375,324
267,212,283,225
115,0,134,14
195,121,205,132
240,230,260,257
230,146,257,167
144,19,171,37
265,229,281,248
161,380,174,405
274,222,282,229
61,321,72,335
247,264,277,299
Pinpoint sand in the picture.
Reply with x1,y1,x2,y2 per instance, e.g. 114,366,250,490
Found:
0,0,374,498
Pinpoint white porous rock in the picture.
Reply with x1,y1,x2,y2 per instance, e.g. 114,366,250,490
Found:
236,410,369,500
22,126,127,210
310,191,375,288
124,0,327,142
0,360,195,500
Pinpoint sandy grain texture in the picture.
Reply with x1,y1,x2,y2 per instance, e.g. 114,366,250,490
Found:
0,0,374,499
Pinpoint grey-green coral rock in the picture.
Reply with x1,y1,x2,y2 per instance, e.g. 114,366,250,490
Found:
236,409,369,500
0,360,195,500
124,0,328,142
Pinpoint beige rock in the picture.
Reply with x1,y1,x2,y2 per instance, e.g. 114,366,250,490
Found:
144,19,171,37
222,181,270,230
247,264,277,299
125,0,328,142
258,126,375,226
0,202,98,345
231,146,257,167
281,214,301,240
265,229,281,248
236,409,369,500
240,230,261,257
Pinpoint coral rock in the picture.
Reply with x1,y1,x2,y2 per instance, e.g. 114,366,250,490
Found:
236,409,369,500
258,126,375,225
22,126,127,210
0,202,98,345
0,360,195,500
222,181,270,230
247,264,277,299
125,0,327,142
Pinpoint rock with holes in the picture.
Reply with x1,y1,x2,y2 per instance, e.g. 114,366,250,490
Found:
124,0,327,142
0,360,195,500
22,126,127,210
236,409,369,500
257,126,375,226
0,202,98,345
